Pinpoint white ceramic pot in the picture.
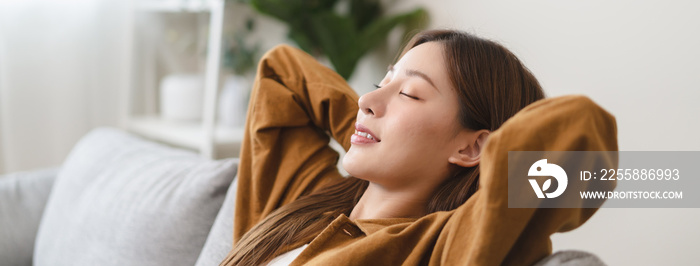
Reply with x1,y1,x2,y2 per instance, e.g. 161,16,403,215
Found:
159,74,204,121
218,75,249,128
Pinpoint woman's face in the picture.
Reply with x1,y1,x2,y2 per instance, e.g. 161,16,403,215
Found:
342,42,467,190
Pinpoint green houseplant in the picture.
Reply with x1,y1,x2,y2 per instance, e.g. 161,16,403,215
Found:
222,16,260,76
249,0,429,79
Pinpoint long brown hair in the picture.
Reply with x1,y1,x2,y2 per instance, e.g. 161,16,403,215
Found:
229,29,545,265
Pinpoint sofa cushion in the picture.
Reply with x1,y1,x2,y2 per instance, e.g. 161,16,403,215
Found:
0,167,58,266
195,174,238,266
33,128,237,266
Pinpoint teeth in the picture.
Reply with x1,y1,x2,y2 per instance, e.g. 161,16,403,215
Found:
354,130,375,140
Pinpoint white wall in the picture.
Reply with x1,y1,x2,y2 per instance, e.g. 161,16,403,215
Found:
377,0,698,265
0,1,131,174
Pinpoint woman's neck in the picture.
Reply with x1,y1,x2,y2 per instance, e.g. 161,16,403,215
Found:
349,182,430,220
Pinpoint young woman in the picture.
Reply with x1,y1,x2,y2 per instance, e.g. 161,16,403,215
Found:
220,30,617,265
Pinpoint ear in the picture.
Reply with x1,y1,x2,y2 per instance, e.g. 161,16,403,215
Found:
447,129,490,168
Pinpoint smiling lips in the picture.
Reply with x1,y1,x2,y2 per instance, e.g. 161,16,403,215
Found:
351,123,380,144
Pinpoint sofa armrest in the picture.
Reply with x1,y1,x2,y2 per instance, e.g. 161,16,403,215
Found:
533,250,606,266
0,167,59,266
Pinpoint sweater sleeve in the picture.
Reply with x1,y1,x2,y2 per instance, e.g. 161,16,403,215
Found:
436,95,619,265
232,45,359,244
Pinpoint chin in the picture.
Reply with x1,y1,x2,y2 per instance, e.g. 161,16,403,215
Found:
341,154,360,177
341,150,369,180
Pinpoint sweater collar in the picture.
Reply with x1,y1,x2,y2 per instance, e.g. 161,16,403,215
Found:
337,214,419,235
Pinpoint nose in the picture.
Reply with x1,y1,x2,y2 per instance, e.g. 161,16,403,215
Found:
358,88,386,117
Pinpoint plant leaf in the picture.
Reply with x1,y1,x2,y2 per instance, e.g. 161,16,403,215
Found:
287,26,316,55
309,11,360,79
249,0,429,80
250,0,339,22
357,8,429,56
350,0,381,30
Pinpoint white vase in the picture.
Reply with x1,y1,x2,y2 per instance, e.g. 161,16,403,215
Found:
218,75,249,128
159,74,204,121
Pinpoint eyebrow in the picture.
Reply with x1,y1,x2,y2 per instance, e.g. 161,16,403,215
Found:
387,65,439,92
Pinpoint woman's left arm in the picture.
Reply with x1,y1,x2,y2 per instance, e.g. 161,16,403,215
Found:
435,95,618,265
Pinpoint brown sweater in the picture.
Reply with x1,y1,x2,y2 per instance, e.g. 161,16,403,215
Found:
220,45,618,266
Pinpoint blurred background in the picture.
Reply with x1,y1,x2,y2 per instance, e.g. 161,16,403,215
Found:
0,0,698,265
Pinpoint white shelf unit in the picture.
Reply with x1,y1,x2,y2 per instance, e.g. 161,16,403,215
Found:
127,115,244,155
136,0,220,12
125,0,243,159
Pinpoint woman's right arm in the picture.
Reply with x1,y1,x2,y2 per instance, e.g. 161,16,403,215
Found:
232,45,359,244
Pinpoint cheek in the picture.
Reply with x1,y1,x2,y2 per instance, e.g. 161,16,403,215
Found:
389,108,456,148
342,103,460,180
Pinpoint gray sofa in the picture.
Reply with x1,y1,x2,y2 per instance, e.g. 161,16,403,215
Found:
0,128,604,266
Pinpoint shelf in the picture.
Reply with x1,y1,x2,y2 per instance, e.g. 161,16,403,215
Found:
136,0,221,12
126,116,244,153
127,0,226,158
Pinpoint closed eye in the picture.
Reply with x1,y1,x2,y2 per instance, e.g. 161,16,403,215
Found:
375,83,419,100
400,92,419,100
